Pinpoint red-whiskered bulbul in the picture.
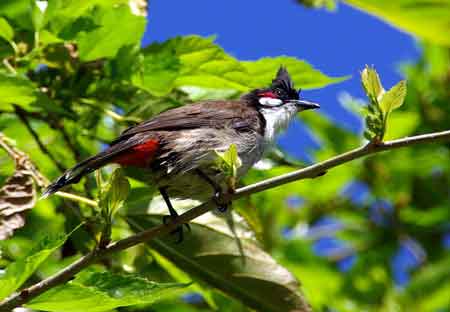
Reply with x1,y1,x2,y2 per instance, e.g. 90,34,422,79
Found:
43,67,319,241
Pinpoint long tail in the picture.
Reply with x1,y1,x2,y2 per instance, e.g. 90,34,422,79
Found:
41,153,111,198
42,132,157,198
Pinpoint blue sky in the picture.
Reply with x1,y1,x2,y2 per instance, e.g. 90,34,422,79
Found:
143,0,419,160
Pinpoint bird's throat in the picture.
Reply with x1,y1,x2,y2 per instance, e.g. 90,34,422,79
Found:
260,106,298,142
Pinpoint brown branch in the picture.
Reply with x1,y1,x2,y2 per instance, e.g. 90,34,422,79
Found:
1,129,450,311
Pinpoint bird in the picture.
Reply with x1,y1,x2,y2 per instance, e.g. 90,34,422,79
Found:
42,67,320,242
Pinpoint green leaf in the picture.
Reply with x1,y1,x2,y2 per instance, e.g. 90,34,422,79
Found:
31,0,46,31
403,257,450,311
296,0,337,10
170,36,249,91
76,4,146,61
26,271,188,312
0,0,34,31
135,36,348,96
360,66,408,141
242,56,349,90
175,36,347,91
131,45,181,96
0,17,14,42
361,65,384,102
99,168,130,217
384,113,415,145
0,73,37,110
149,250,218,309
126,201,311,312
379,80,407,115
0,225,80,300
344,0,450,46
214,144,242,189
179,86,239,101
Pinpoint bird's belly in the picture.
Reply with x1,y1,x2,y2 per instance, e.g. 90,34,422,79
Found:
161,172,218,201
156,133,265,201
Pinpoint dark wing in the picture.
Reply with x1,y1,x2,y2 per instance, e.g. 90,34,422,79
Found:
112,100,264,143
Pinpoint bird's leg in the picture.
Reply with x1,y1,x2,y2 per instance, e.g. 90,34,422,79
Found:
159,187,190,243
195,169,233,212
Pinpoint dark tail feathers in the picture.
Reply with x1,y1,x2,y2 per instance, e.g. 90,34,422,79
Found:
41,133,150,198
41,155,107,198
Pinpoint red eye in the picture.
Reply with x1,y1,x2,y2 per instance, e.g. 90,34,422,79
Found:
259,91,276,98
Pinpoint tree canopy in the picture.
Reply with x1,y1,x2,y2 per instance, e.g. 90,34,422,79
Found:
1,1,450,311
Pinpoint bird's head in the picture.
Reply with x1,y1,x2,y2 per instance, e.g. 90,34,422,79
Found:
243,66,320,112
243,66,320,140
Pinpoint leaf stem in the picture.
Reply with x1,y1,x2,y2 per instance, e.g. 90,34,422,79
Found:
55,191,98,208
1,129,450,311
2,58,17,74
79,98,142,123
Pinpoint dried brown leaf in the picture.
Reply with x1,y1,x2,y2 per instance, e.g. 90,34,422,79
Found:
0,161,36,240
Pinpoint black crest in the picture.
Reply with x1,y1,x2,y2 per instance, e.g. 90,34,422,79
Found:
241,66,300,103
271,66,299,99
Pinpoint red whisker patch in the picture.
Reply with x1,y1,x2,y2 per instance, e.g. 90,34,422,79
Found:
258,91,276,98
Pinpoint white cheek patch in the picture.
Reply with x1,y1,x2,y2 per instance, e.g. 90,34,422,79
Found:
259,97,283,106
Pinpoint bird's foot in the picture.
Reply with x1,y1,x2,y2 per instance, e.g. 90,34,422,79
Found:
213,189,234,213
162,214,191,244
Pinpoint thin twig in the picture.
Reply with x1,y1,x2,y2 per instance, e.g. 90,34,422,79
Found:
57,123,83,162
3,58,16,74
55,191,98,208
1,129,450,311
80,98,142,123
14,105,67,172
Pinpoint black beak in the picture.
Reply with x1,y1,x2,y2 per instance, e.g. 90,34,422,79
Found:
290,99,320,110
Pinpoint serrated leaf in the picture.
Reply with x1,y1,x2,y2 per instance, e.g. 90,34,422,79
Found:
126,199,311,312
26,271,188,312
379,80,407,115
242,56,349,90
0,73,37,110
76,4,146,61
361,65,384,101
136,36,348,96
0,225,80,300
174,36,347,91
0,17,14,42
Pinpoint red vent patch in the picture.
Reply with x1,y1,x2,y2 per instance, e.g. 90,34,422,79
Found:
113,139,159,167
